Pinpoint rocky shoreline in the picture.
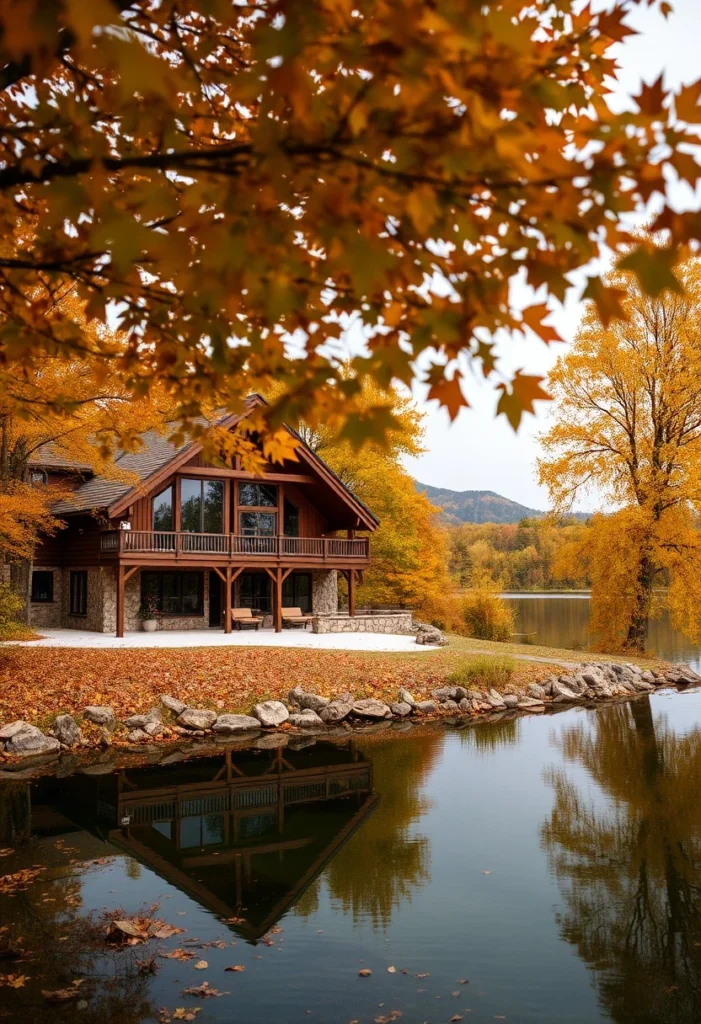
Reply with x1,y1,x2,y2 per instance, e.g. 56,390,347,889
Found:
1,659,699,766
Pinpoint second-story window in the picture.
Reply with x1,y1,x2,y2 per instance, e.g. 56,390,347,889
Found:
153,485,174,530
238,482,277,507
180,479,224,533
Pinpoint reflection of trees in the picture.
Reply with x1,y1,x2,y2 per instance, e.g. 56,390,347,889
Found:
542,696,701,1023
298,732,441,929
458,715,521,753
0,788,154,1024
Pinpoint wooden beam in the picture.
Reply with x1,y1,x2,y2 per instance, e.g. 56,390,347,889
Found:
178,467,315,484
123,565,140,583
274,567,282,633
281,567,294,583
212,566,226,584
348,568,356,617
224,566,232,634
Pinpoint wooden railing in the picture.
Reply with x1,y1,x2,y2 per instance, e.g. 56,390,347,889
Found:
100,530,369,560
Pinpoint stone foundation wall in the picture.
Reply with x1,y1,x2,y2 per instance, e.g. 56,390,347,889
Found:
312,570,338,614
62,567,115,632
123,569,209,632
312,612,414,635
26,565,62,628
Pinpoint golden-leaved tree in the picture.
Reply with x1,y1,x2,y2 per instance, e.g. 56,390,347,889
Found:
0,1,699,448
296,379,454,622
538,249,701,652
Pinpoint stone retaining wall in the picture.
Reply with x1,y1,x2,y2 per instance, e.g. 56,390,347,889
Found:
311,612,414,634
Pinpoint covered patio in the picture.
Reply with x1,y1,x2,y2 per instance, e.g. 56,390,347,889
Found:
12,627,439,652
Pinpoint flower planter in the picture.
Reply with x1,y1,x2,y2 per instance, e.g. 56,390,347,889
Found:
141,619,158,632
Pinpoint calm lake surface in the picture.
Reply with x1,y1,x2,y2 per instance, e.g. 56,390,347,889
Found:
503,592,701,669
3,691,701,1023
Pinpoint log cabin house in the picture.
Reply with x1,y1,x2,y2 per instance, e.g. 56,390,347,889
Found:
23,398,378,637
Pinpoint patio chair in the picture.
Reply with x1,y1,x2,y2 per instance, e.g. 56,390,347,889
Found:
281,606,314,629
231,608,263,631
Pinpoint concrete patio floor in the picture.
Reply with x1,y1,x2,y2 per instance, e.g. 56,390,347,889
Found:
10,627,438,653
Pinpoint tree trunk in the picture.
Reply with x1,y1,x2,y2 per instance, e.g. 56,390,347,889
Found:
624,554,655,652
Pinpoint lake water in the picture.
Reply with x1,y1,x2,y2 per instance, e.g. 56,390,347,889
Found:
3,691,701,1023
503,592,701,669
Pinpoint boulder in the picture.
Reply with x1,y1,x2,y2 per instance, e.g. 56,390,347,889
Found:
288,710,324,729
416,625,448,646
319,701,352,724
502,694,519,708
458,698,472,714
124,708,162,729
398,688,416,707
288,688,331,713
487,689,506,708
551,681,579,701
631,677,654,692
527,683,546,700
415,700,438,714
3,724,60,757
144,720,165,737
127,728,150,743
432,686,458,702
517,696,545,709
83,706,116,730
160,694,188,716
253,700,290,728
390,701,413,717
51,714,82,747
442,699,460,712
0,720,33,740
212,713,261,734
466,688,482,701
177,708,217,731
351,698,392,719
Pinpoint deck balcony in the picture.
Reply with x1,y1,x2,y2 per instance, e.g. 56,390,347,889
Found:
100,529,370,566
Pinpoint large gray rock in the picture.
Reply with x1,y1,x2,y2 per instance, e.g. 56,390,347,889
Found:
398,688,416,707
0,720,32,740
177,708,217,731
631,677,654,692
432,686,458,702
4,724,60,757
124,708,162,729
144,720,165,737
487,689,507,708
415,700,438,714
83,706,116,730
441,699,460,712
390,701,413,717
518,696,545,709
212,713,261,734
527,683,546,700
551,681,579,701
127,728,150,743
160,694,188,716
502,694,519,708
416,625,448,646
351,698,391,719
288,688,331,713
288,710,324,729
253,700,289,728
320,701,352,723
458,698,473,714
51,714,82,747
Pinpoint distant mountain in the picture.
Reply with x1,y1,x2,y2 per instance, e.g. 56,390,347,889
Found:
415,482,589,525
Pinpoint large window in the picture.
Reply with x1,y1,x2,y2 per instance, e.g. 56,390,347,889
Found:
282,572,311,613
283,498,299,537
31,570,53,603
239,572,271,612
141,571,204,616
69,571,87,616
153,485,174,531
239,511,276,536
238,482,277,507
181,479,224,533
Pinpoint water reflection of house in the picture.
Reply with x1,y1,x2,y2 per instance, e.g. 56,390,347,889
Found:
80,742,377,941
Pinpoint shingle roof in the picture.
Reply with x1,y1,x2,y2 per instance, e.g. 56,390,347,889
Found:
49,430,193,515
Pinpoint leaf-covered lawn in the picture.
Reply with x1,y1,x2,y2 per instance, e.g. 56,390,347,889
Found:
0,639,563,729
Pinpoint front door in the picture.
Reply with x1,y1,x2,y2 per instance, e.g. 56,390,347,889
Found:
208,571,222,627
239,571,271,613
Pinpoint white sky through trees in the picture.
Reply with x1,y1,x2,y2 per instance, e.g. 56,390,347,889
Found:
402,0,701,512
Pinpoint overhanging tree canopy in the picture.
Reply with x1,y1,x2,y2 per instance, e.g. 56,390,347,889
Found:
1,0,700,452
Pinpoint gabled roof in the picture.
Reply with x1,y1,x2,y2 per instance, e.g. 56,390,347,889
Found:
45,398,379,529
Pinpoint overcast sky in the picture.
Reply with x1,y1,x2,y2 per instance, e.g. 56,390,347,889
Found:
402,0,701,512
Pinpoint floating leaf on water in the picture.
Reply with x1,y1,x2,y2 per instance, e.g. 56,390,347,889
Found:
194,960,208,970
2,973,29,988
224,965,245,972
181,982,228,998
173,1009,201,1020
481,870,493,876
449,1016,463,1023
358,968,372,977
387,966,396,973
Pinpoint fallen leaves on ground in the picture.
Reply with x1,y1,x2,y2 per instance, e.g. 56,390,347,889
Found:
0,973,29,988
181,982,228,998
0,643,556,730
0,867,45,895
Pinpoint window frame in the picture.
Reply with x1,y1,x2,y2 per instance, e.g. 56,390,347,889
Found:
30,570,54,604
239,510,277,536
179,478,224,534
69,570,88,617
141,571,205,617
29,468,48,486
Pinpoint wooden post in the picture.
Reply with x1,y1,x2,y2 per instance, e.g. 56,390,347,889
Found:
116,564,125,637
348,568,356,617
225,565,232,634
274,567,282,633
